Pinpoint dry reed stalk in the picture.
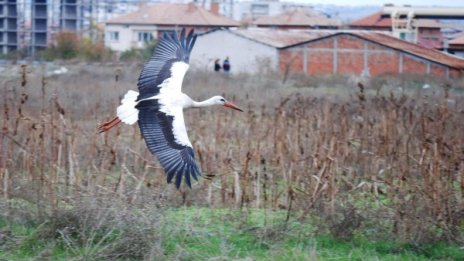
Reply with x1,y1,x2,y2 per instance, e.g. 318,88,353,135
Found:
234,170,241,207
1,67,464,242
2,169,7,200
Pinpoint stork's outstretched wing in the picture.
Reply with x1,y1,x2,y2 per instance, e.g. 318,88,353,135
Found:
137,100,201,188
136,28,197,101
135,29,200,188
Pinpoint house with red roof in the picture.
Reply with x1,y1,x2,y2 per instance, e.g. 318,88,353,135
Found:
104,3,239,52
350,11,443,49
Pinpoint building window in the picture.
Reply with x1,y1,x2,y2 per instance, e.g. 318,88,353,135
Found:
108,31,119,42
251,4,269,16
399,32,406,40
138,32,154,42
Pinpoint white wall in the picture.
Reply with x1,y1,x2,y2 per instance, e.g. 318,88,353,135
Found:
190,30,278,74
105,24,158,52
454,50,464,58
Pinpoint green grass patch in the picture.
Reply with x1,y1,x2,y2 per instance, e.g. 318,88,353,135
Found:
1,207,463,260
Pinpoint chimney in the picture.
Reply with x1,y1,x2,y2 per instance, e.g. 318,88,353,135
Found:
210,2,220,15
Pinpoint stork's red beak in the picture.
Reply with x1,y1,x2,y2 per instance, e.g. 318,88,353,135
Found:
224,101,244,112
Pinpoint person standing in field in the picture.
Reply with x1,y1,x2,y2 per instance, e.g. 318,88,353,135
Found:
223,57,230,73
214,59,221,72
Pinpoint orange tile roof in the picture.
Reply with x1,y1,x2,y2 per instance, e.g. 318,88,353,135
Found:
106,3,239,27
351,12,394,28
450,35,464,45
253,9,341,28
350,11,441,29
355,31,464,69
341,32,463,69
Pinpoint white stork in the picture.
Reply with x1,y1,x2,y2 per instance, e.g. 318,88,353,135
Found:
98,29,243,189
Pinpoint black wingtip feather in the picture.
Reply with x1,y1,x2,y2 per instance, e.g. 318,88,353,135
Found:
186,29,194,42
180,29,186,48
185,168,192,188
188,35,197,52
191,168,198,181
175,166,185,189
167,171,175,185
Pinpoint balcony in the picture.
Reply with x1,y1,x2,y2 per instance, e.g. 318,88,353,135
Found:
33,5,47,18
7,32,17,44
7,18,16,30
7,5,16,17
61,19,77,31
61,6,77,18
33,18,47,31
33,32,47,46
61,0,77,5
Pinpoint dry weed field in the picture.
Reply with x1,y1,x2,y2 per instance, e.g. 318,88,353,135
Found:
1,63,464,259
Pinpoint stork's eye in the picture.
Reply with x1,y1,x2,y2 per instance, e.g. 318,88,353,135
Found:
220,98,225,102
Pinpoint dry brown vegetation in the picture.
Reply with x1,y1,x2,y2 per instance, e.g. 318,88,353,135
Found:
1,63,464,248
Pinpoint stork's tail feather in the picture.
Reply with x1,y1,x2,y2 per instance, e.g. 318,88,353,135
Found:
98,117,122,133
98,90,140,133
117,90,139,125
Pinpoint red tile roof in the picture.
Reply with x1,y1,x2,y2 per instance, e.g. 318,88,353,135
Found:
351,12,391,28
450,35,464,45
230,29,332,48
106,3,239,27
350,11,441,29
253,9,340,28
345,32,464,69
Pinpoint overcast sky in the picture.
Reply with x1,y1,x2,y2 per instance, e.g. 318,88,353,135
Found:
282,0,464,7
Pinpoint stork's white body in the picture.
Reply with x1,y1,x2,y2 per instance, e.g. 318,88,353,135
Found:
117,62,227,148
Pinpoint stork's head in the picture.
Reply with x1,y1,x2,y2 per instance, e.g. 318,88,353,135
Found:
213,96,243,112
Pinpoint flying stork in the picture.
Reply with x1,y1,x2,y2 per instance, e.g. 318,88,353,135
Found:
98,29,243,189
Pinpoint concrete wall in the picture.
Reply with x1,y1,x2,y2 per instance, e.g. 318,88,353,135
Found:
190,30,278,73
280,34,461,78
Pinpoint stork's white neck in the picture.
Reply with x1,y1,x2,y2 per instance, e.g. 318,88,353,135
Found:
191,97,219,108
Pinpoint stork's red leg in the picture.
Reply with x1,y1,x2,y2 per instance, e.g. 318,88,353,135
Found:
98,117,122,133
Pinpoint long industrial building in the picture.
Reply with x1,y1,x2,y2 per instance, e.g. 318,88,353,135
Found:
192,28,464,78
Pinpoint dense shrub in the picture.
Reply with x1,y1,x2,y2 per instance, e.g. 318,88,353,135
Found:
41,32,113,62
119,40,158,63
